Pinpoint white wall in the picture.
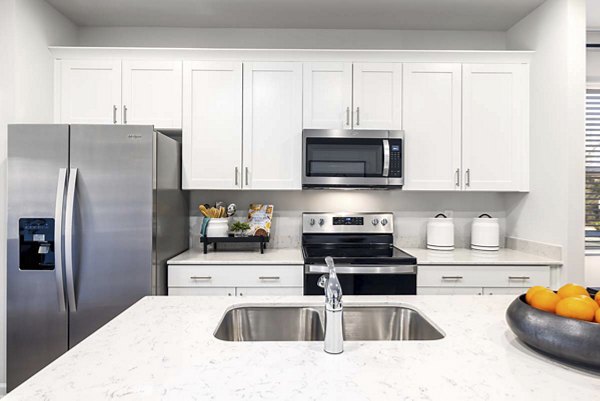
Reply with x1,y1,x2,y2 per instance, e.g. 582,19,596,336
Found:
0,0,77,391
505,0,586,283
77,27,507,50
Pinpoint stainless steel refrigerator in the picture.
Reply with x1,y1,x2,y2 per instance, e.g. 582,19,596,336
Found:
6,124,188,391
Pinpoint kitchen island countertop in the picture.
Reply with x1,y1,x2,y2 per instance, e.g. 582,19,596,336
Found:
5,295,597,400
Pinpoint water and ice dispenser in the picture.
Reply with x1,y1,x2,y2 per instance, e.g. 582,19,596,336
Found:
19,218,55,270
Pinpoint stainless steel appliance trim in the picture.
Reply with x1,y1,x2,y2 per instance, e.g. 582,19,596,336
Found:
54,168,68,312
65,168,78,311
112,105,117,124
383,139,390,177
302,129,404,139
306,264,417,274
302,212,394,234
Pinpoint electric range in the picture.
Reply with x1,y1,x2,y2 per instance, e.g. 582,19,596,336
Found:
302,212,417,295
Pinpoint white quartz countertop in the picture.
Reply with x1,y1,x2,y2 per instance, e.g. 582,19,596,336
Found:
403,247,563,266
6,295,598,400
168,247,562,266
168,247,304,265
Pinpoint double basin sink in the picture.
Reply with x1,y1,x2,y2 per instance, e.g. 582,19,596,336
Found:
214,304,445,342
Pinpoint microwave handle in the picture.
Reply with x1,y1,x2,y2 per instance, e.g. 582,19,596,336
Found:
382,139,390,177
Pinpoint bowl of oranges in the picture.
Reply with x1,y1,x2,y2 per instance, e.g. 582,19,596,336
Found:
506,284,600,369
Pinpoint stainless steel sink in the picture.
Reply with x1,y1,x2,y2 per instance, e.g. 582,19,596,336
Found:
214,304,444,342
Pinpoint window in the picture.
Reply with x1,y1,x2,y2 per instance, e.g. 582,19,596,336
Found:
586,89,600,251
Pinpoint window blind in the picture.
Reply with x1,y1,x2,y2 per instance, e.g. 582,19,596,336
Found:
586,89,600,251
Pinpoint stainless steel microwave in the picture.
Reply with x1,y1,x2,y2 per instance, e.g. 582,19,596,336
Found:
302,129,404,189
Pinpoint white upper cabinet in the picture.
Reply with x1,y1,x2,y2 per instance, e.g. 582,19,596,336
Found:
352,63,402,130
58,60,121,124
243,62,303,190
303,63,353,129
462,64,529,191
182,61,242,190
403,63,462,190
122,60,182,128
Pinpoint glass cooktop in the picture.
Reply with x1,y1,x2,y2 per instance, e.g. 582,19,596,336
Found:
302,244,416,265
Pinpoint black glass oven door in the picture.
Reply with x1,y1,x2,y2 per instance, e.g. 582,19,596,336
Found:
304,273,417,295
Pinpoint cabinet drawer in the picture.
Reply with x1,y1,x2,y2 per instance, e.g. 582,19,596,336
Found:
483,287,529,296
168,264,303,287
417,265,550,288
236,287,303,296
168,287,235,296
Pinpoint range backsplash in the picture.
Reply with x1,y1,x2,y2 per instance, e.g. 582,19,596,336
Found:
188,190,508,250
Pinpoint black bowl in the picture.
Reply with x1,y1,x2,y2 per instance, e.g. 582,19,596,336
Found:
506,295,600,370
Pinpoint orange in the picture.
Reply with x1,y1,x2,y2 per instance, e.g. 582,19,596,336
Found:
530,290,560,313
557,283,589,299
574,295,600,312
526,286,549,304
555,297,595,321
596,308,600,324
595,292,600,308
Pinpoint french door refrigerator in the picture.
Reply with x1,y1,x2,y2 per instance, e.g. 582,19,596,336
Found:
6,124,188,391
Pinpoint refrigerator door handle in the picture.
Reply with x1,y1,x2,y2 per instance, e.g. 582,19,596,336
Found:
54,168,68,312
65,168,78,312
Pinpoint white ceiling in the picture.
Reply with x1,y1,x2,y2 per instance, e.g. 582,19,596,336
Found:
46,0,546,31
589,0,600,30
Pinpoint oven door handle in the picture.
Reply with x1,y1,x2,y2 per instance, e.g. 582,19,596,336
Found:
382,139,390,177
305,264,416,275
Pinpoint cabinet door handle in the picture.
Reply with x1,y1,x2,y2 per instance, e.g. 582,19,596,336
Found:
113,105,117,124
245,167,249,186
356,107,360,126
441,276,463,280
123,105,128,124
235,167,239,186
259,276,280,280
455,168,460,187
508,276,531,280
465,169,471,187
190,276,212,280
346,107,350,126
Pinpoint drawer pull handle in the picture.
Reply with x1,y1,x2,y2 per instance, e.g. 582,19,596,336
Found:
190,276,212,280
441,276,463,280
259,276,280,280
508,276,530,280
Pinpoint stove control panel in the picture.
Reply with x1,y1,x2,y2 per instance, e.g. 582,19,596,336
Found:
303,213,393,234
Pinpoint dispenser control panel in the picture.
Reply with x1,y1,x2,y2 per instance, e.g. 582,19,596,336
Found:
19,218,55,270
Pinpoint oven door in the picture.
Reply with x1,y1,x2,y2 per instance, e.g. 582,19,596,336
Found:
303,264,417,295
302,129,403,188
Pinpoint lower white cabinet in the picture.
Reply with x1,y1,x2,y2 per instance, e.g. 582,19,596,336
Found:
417,265,550,295
167,264,303,296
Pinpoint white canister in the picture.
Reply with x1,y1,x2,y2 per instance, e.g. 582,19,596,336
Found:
471,214,500,251
205,218,230,238
426,214,455,251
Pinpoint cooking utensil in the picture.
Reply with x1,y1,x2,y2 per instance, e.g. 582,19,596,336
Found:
227,203,237,217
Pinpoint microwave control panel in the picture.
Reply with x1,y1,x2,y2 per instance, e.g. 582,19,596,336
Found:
389,139,402,177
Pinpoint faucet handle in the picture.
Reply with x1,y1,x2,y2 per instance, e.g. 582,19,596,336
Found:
325,256,335,271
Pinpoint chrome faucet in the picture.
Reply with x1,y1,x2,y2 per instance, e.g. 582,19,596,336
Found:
317,256,343,354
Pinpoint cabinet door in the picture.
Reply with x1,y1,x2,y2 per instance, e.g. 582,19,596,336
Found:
462,64,528,191
243,62,303,190
417,287,482,295
403,63,462,190
182,61,242,189
303,62,353,129
236,287,303,296
352,63,402,130
122,60,182,128
483,287,528,296
168,287,235,296
58,60,121,124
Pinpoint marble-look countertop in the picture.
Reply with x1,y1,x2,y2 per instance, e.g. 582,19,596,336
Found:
6,295,598,400
168,247,304,265
403,247,563,266
168,247,562,267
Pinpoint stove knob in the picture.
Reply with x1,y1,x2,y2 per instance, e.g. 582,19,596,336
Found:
319,218,325,226
309,218,315,226
381,218,388,226
372,218,379,226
